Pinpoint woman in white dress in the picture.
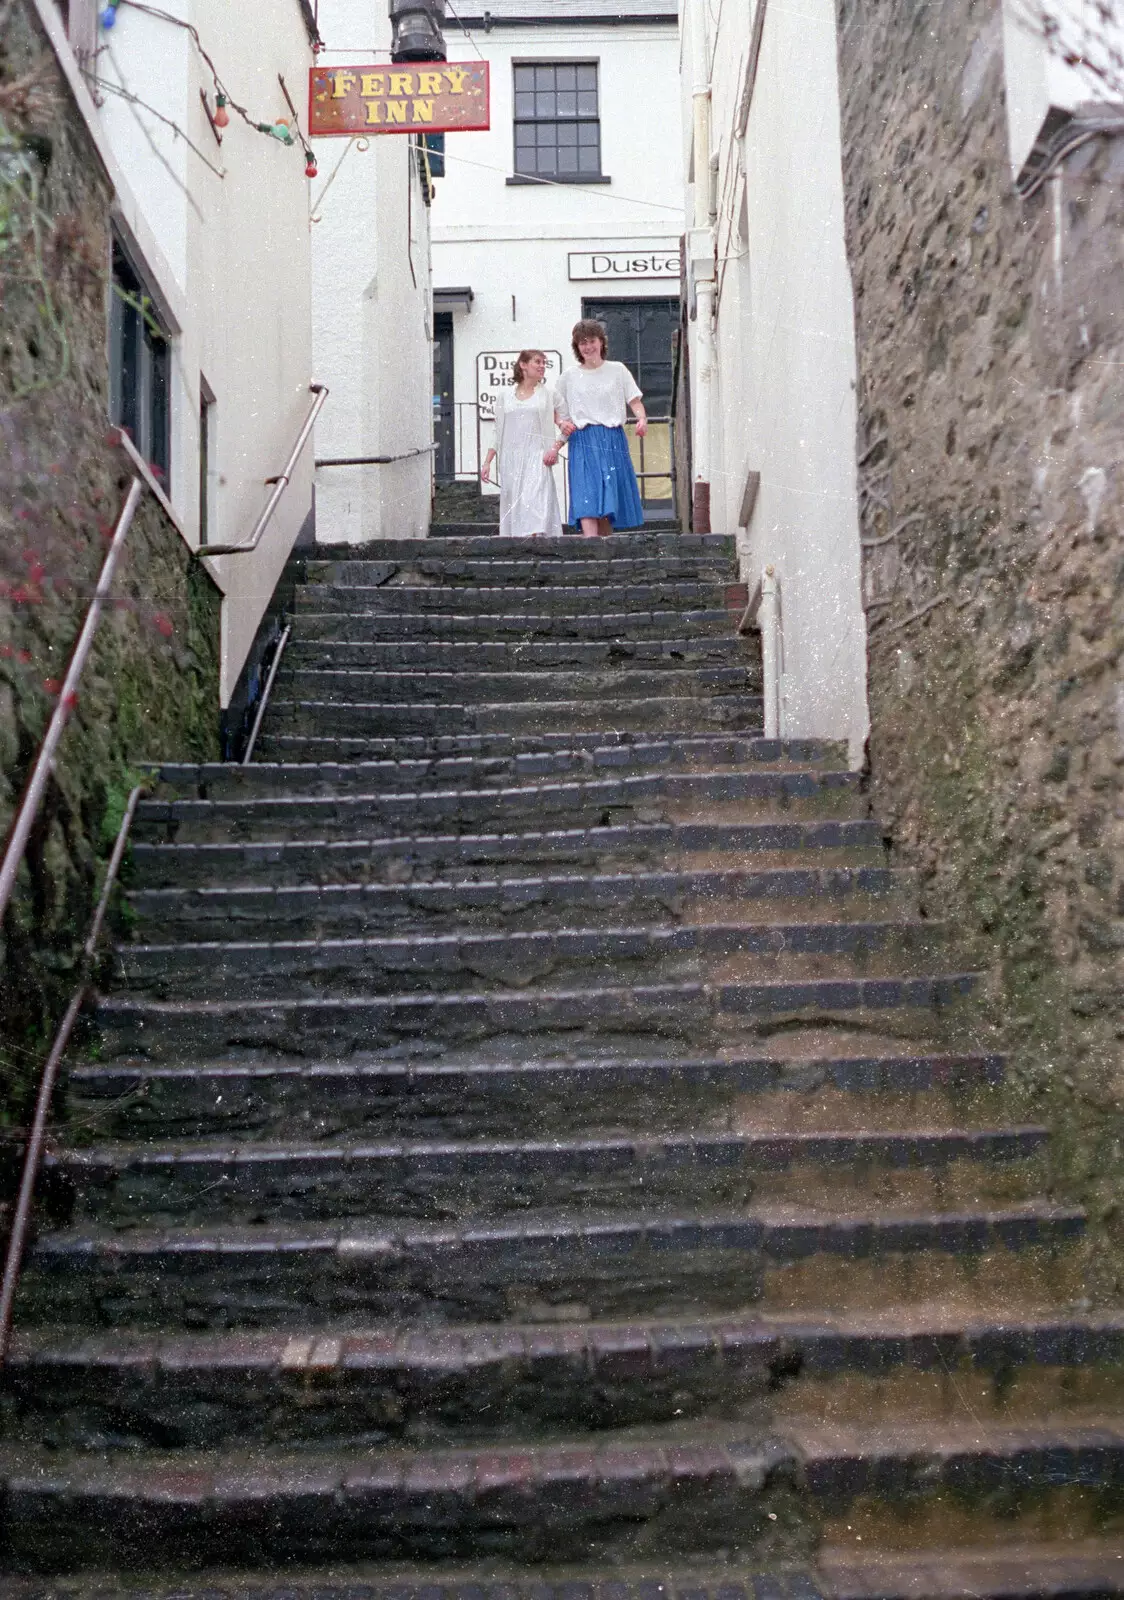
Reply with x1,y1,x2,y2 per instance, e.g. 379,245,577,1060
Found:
479,349,564,537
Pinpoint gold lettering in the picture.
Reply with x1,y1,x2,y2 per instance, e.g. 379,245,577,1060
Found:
417,70,444,95
443,67,468,93
411,99,434,122
330,70,356,98
385,99,408,123
389,71,415,97
360,73,386,97
365,99,384,124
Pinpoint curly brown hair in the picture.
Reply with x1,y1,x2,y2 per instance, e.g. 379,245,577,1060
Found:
571,319,608,363
512,349,547,384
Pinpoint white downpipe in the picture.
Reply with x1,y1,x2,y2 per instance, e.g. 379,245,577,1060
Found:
694,280,715,494
758,566,781,740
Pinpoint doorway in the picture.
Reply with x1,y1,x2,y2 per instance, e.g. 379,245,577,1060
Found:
581,297,677,516
433,312,455,484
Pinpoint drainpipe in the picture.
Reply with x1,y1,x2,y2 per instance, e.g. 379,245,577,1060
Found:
688,0,715,533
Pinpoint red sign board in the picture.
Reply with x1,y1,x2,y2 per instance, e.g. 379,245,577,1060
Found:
308,62,490,136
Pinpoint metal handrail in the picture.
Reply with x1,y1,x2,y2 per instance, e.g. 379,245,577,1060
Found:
315,445,435,468
0,477,146,932
199,383,328,556
0,783,148,1364
242,621,292,764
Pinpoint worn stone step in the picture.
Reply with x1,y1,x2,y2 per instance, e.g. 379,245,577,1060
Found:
818,1540,1124,1600
128,819,886,891
50,1123,1045,1227
292,583,747,616
252,731,831,765
295,557,740,590
294,605,739,641
265,695,764,738
126,866,916,943
285,637,753,671
6,1309,1119,1452
66,1047,1008,1143
153,739,849,804
270,667,760,708
299,533,738,563
91,972,978,1061
133,771,862,848
113,921,950,1002
16,1200,1084,1330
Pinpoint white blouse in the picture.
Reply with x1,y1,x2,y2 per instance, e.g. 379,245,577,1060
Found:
493,382,558,458
555,361,642,430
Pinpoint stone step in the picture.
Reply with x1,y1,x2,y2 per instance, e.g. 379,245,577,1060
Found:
126,866,916,942
818,1541,1124,1600
153,738,849,802
66,1047,1008,1143
128,819,887,891
264,695,764,738
0,1415,1118,1571
292,583,746,616
299,533,738,562
284,637,752,671
296,557,740,589
6,1309,1118,1451
16,1200,1083,1329
294,605,739,641
49,1123,1045,1226
252,731,828,765
270,667,761,707
91,972,978,1061
113,921,950,1002
133,771,862,847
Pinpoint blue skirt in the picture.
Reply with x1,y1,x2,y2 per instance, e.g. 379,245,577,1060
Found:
567,424,644,529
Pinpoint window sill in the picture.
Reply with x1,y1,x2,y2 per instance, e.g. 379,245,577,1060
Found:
506,173,611,186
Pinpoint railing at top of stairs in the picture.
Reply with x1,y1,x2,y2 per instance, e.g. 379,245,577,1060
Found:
0,381,328,1359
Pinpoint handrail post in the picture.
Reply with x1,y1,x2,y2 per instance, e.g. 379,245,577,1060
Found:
242,622,293,764
0,783,147,1364
0,477,145,933
199,385,328,557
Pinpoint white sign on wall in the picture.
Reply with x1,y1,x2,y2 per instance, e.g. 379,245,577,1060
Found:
567,248,680,282
475,349,563,419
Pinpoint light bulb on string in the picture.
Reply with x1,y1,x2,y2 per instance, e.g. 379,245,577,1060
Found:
305,158,318,178
213,93,230,129
99,1,119,27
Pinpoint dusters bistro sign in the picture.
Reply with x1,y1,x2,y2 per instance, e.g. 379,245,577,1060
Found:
308,63,490,135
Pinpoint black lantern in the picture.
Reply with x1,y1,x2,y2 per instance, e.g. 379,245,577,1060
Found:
390,0,447,61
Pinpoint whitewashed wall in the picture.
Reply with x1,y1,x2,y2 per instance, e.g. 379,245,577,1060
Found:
430,21,683,487
311,0,435,545
1001,0,1124,176
93,0,316,703
681,0,869,765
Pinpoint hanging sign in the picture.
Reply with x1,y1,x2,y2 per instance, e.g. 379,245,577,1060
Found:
308,63,490,136
475,350,563,420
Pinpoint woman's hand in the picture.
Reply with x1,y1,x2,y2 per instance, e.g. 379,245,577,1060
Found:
543,448,559,467
635,417,648,438
480,452,494,484
558,420,576,439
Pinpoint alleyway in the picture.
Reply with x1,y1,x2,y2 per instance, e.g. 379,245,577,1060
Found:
2,531,1123,1592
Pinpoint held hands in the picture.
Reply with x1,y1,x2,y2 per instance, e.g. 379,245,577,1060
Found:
558,421,577,439
543,448,559,467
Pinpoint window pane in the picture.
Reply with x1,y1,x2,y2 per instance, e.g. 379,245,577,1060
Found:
578,122,598,145
514,65,534,89
556,65,576,89
577,65,597,91
557,122,577,145
578,145,600,173
538,148,557,174
514,92,535,116
556,90,576,116
537,123,555,146
535,65,554,88
577,90,597,115
535,90,555,116
558,147,578,173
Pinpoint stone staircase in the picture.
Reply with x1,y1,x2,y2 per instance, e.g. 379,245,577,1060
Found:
3,532,1123,1596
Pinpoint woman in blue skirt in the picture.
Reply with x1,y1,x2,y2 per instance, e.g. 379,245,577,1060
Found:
556,319,647,536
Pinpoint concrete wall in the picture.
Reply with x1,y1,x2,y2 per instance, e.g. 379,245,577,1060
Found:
429,20,682,495
310,0,436,545
92,0,316,700
680,0,869,764
836,0,1124,1291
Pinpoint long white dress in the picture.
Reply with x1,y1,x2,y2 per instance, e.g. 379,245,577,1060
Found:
494,383,563,538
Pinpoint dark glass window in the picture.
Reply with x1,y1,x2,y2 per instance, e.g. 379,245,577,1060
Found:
109,240,171,488
513,62,600,178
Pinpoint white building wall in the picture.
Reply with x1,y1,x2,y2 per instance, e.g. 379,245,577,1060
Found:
90,0,317,703
1001,0,1124,177
681,0,869,765
311,0,436,545
430,21,683,492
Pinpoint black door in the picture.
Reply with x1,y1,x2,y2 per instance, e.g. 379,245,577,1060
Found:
433,312,455,484
581,297,677,513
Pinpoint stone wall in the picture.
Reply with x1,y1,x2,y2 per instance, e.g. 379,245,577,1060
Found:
0,1,221,1115
836,0,1124,1295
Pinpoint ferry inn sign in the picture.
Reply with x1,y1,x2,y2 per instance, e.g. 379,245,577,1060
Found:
308,63,490,134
